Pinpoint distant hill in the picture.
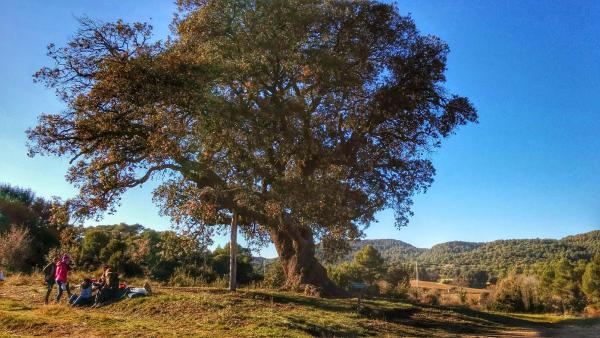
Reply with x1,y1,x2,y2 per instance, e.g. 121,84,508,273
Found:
317,230,600,279
314,238,424,264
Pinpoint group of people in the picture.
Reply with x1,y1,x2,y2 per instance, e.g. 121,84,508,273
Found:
43,254,124,307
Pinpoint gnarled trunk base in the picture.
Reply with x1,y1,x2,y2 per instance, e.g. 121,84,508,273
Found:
270,220,348,298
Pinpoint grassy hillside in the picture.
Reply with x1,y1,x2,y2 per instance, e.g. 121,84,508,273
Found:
1,274,598,337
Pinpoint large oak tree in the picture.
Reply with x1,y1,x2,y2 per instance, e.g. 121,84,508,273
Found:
29,0,476,296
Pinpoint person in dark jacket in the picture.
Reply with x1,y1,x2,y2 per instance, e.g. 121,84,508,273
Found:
43,257,59,304
92,270,120,307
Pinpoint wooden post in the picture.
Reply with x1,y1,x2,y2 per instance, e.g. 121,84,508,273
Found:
415,261,419,289
229,210,238,291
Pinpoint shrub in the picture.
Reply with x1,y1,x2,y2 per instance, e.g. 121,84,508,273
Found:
329,262,362,290
169,267,199,287
488,274,543,312
421,289,441,306
263,260,285,289
458,288,468,305
0,226,32,272
479,292,491,308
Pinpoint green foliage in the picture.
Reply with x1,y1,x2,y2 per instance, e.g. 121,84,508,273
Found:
582,254,600,303
542,258,586,313
211,243,258,285
384,264,411,289
353,245,385,284
330,231,600,285
465,270,490,289
262,260,285,289
0,184,64,269
329,262,363,290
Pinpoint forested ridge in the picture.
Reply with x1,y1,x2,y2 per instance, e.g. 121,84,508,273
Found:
328,231,600,279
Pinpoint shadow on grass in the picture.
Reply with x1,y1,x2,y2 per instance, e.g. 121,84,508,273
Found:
247,290,355,313
246,292,512,337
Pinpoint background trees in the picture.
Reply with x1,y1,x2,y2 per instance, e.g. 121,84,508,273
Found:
29,0,476,295
0,226,31,272
0,184,64,270
582,254,600,305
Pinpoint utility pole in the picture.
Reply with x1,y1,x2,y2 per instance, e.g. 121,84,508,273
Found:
415,260,419,289
229,210,238,291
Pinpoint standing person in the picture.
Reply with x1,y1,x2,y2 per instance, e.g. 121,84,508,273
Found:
43,257,59,304
54,254,71,302
64,260,73,298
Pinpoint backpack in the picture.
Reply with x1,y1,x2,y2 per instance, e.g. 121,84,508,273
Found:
107,272,119,289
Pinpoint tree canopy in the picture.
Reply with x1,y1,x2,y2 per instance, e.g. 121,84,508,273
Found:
29,0,476,295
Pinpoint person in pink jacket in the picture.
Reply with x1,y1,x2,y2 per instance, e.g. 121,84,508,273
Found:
54,254,70,302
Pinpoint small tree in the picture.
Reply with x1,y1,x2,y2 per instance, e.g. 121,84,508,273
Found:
582,254,600,304
385,264,411,289
329,262,363,290
211,243,256,285
263,260,286,289
353,245,384,284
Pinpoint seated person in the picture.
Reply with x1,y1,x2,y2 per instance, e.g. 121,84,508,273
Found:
92,265,110,291
127,282,152,298
92,270,119,307
69,278,93,306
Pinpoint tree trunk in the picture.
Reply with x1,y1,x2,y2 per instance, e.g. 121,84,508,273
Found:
269,218,348,298
229,210,238,291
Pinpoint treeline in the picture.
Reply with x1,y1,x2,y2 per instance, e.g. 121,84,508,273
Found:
486,255,600,314
0,184,262,285
53,223,262,285
325,243,600,314
327,245,412,296
331,232,600,287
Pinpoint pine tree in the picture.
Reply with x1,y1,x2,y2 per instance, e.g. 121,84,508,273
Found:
353,245,384,284
582,254,600,304
552,258,585,313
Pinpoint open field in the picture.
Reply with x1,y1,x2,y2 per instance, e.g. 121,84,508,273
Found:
1,275,599,337
410,279,489,306
410,280,488,295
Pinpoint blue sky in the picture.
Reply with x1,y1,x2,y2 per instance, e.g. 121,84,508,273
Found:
0,1,598,257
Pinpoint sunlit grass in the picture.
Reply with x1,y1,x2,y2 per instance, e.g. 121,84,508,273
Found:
1,276,598,337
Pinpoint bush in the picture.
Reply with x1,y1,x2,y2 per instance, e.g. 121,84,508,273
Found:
479,292,491,308
458,288,468,305
169,267,198,286
329,262,362,290
421,289,441,306
385,264,411,289
0,226,32,272
263,260,285,289
489,274,542,312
